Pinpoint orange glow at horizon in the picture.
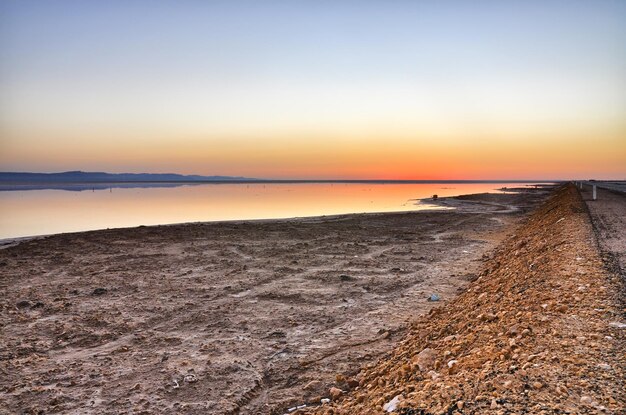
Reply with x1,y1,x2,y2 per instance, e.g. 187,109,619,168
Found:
2,122,625,180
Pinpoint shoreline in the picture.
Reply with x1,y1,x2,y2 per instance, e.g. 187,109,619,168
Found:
0,187,554,247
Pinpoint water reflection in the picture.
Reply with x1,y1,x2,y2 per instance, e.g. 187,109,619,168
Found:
0,182,535,239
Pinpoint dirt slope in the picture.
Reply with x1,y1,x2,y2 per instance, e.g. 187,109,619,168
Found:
303,184,625,414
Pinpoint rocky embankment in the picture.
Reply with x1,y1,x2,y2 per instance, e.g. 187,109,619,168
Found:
303,184,625,414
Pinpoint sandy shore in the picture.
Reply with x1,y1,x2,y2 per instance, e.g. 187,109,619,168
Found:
0,189,551,414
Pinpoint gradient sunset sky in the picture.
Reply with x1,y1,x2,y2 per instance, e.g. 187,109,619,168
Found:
1,1,625,180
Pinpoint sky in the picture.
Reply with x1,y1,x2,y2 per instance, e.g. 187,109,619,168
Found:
1,1,625,180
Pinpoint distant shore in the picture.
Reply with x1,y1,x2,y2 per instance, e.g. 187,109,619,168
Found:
0,178,560,192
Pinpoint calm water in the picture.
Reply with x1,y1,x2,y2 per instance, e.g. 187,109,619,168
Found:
0,182,533,239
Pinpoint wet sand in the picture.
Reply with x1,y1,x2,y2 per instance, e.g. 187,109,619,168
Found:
0,189,551,414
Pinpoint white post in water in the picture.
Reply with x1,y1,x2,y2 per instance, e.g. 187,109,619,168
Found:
593,185,597,200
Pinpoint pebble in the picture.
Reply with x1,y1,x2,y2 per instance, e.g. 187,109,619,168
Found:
383,395,402,413
580,395,594,405
329,387,343,400
413,348,437,372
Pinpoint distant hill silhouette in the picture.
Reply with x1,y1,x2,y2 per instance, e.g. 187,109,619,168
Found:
0,171,257,183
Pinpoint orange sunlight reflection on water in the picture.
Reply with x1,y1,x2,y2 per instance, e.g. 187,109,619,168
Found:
0,183,532,238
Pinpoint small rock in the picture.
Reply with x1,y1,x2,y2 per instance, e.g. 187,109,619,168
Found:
329,387,343,400
427,294,440,302
491,398,498,409
456,401,464,410
413,348,437,372
427,370,440,380
383,394,402,412
532,381,543,390
184,374,197,383
92,288,107,296
346,378,360,388
447,359,459,374
580,395,594,405
597,363,612,370
320,398,331,404
608,321,626,329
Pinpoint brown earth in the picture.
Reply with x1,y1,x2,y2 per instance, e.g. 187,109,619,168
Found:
302,184,625,414
0,190,550,414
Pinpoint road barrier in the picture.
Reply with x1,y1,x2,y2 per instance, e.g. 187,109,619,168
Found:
573,181,626,200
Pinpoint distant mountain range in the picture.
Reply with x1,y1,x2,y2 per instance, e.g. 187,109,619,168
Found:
0,171,257,183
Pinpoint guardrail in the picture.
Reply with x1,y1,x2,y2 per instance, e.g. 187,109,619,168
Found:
573,181,626,200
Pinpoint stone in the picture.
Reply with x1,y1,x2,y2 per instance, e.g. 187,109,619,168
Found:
347,378,360,389
447,359,459,375
330,387,343,400
383,394,402,412
413,348,437,372
183,374,197,383
580,395,594,405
